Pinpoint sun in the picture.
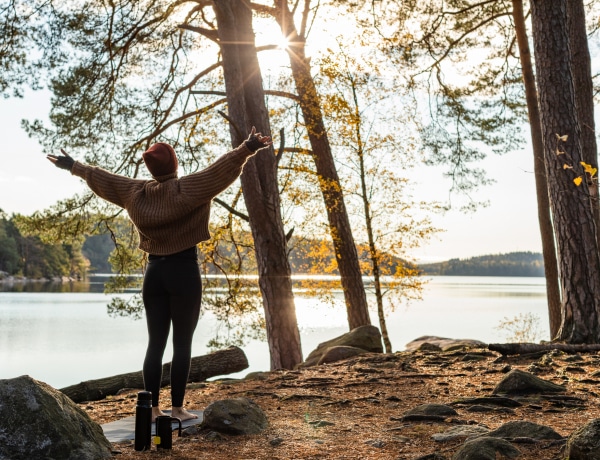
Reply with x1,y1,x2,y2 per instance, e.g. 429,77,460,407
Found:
255,26,293,72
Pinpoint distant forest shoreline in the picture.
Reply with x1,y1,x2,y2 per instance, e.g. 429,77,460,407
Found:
1,214,544,280
418,251,544,277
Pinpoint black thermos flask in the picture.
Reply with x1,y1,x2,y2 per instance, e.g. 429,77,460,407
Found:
134,391,152,451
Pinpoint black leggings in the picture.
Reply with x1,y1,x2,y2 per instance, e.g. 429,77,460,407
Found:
142,247,202,408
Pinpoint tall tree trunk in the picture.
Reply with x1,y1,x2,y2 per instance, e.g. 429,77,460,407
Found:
530,0,600,343
212,0,302,370
567,0,600,250
511,0,561,338
273,0,371,330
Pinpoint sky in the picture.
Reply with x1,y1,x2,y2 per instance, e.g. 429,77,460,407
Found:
1,89,543,263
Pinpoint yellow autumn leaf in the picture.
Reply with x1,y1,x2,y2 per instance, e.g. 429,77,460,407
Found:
556,148,565,155
563,164,573,169
556,133,569,142
574,176,583,186
581,161,598,177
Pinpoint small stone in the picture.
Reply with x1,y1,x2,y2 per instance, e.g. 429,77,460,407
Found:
365,439,385,448
269,437,284,446
465,405,498,413
401,403,458,421
564,354,584,362
309,420,335,427
413,454,447,460
204,431,224,441
182,425,200,437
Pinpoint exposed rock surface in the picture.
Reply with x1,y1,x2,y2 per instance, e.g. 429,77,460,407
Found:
565,418,600,460
82,339,600,459
317,345,368,365
485,420,563,441
202,397,268,435
0,375,112,460
400,403,458,422
451,436,521,460
492,368,567,395
299,325,383,367
405,336,487,352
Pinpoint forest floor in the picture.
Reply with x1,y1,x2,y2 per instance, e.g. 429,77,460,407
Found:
84,347,600,460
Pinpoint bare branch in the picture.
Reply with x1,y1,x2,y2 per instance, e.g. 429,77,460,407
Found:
178,23,219,42
247,1,277,16
218,110,244,140
418,11,511,76
275,127,285,168
213,198,250,222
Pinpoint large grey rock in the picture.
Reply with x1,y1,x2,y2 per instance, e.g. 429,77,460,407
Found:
0,375,112,460
317,345,368,365
452,436,521,460
299,325,383,368
565,418,600,460
486,420,563,441
202,398,268,435
405,336,487,352
492,369,566,395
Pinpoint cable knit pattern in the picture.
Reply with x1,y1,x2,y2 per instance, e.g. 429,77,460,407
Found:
71,143,256,255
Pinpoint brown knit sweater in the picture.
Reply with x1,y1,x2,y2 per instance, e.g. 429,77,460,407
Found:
71,143,256,255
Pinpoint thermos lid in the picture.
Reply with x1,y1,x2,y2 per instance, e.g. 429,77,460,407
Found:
137,391,152,401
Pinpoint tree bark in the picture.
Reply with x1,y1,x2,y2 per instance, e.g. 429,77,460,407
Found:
511,0,561,339
531,0,600,343
272,0,371,330
212,0,303,370
60,346,248,403
567,0,600,250
489,342,600,356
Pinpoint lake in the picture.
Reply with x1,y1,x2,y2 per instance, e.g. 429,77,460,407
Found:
0,276,548,389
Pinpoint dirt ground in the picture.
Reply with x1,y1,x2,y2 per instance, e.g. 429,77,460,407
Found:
84,348,600,460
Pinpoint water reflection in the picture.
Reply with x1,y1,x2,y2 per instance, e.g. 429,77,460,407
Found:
0,275,549,388
0,280,106,293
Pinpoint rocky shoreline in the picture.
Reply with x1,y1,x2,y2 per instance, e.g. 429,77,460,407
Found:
0,273,79,284
4,326,600,459
86,336,600,459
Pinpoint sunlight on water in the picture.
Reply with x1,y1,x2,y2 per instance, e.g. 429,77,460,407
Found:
0,276,548,388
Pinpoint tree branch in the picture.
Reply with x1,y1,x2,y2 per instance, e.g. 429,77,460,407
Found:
218,110,244,140
178,23,219,42
213,198,250,222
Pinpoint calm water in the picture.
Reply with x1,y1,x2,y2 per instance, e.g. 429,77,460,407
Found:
0,276,548,388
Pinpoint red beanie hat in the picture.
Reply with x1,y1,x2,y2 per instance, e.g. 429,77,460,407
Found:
142,143,178,178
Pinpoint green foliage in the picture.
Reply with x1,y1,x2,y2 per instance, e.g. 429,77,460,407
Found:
0,211,87,279
106,295,144,321
372,0,526,208
420,251,544,277
82,233,114,273
0,215,20,274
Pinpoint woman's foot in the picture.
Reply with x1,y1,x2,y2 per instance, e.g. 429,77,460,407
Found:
171,406,198,421
152,406,167,422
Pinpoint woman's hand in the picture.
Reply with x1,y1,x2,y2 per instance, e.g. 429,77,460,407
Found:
47,149,75,171
244,126,273,152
